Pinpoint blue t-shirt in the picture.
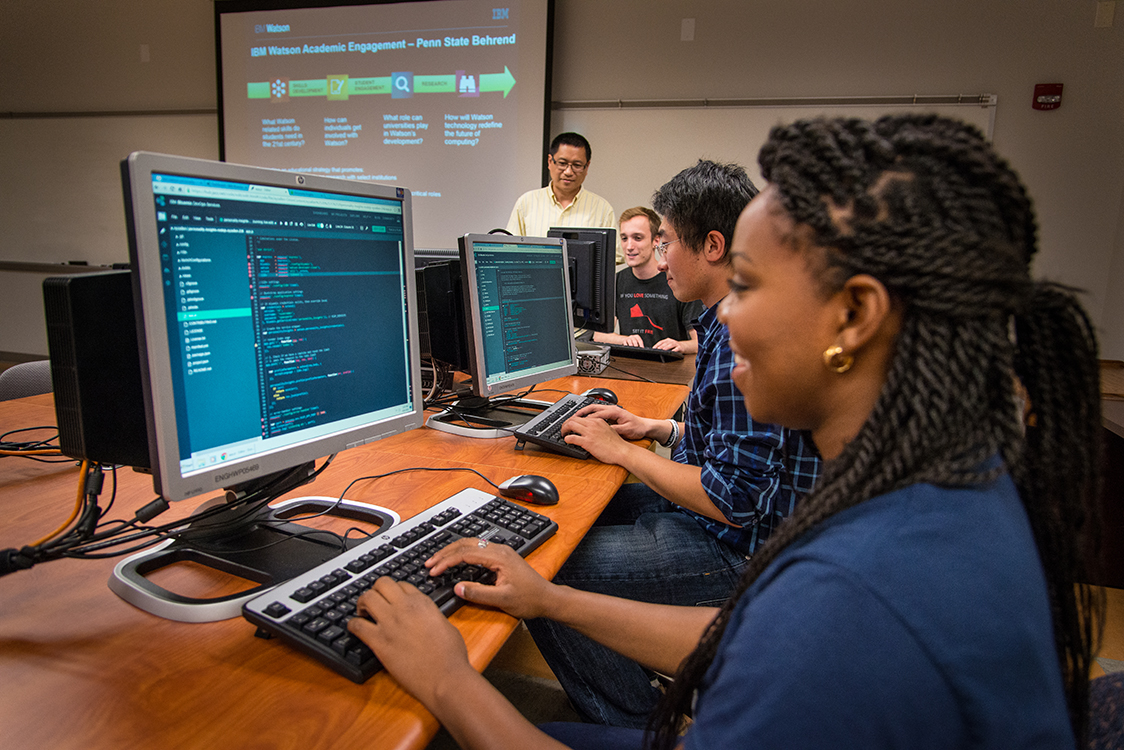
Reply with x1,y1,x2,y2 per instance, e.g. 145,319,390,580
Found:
683,475,1073,749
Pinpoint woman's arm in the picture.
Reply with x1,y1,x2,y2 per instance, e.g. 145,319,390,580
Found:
348,541,716,750
349,577,570,750
428,539,717,675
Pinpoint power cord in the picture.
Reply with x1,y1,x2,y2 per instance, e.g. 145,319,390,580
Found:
0,456,334,575
0,426,66,461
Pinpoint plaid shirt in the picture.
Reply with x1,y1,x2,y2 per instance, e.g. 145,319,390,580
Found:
673,301,821,555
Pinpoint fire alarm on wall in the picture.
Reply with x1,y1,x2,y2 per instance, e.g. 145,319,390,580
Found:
1033,83,1063,111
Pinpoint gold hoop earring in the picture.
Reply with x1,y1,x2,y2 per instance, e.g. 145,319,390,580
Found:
822,345,854,374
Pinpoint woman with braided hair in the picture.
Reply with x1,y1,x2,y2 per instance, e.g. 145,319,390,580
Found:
348,115,1104,749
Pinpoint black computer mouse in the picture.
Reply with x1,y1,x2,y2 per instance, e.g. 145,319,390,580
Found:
581,387,618,405
497,474,559,506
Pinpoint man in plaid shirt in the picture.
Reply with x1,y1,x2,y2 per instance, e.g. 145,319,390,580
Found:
533,160,822,729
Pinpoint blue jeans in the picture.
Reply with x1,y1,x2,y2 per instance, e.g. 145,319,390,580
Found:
527,482,749,728
540,722,645,750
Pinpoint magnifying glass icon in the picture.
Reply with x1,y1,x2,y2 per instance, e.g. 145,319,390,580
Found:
391,71,413,98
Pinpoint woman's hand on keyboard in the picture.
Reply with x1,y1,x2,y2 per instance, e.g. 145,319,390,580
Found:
349,577,475,705
424,538,557,620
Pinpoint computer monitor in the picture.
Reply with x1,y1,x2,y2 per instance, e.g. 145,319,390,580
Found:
461,234,577,397
547,226,617,334
426,234,577,437
113,151,424,620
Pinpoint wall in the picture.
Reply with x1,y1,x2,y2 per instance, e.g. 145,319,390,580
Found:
2,0,1124,359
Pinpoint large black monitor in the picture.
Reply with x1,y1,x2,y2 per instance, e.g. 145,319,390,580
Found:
427,233,577,437
114,151,424,620
547,226,617,334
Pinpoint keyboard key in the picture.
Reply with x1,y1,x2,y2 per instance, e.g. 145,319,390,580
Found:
318,625,346,644
263,602,290,618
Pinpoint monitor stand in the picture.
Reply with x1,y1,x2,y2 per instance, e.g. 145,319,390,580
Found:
427,395,552,439
108,489,398,623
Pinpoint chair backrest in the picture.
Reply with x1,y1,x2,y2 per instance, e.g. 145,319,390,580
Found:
0,360,53,401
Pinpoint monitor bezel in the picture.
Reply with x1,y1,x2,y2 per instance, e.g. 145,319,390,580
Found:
122,151,425,503
458,233,578,399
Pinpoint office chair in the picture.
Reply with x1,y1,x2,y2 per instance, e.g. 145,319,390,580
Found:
0,360,53,401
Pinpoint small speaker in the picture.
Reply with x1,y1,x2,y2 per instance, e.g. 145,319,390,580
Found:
43,271,150,468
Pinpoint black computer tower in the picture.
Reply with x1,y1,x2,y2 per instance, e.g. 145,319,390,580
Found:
42,270,150,468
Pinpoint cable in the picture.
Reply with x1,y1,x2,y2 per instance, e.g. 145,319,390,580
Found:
276,465,507,527
604,361,657,383
0,426,65,459
62,458,328,557
1,456,337,575
1,426,61,447
29,459,90,547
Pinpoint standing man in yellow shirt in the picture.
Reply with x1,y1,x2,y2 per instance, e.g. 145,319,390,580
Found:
506,133,617,255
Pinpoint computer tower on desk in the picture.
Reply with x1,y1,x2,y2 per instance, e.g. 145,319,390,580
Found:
42,270,150,468
416,260,471,371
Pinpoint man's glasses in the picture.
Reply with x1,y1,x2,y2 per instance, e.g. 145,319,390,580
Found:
550,156,587,173
653,238,681,259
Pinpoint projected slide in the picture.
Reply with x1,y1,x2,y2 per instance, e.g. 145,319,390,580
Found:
218,0,550,250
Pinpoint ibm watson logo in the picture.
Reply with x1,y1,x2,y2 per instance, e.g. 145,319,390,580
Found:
255,23,291,33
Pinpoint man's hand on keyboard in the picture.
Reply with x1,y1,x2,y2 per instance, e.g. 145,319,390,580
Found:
424,538,556,621
571,403,651,441
621,334,645,347
560,412,636,465
653,337,684,352
349,577,475,705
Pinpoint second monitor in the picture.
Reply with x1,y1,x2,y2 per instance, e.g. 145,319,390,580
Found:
426,234,578,438
547,226,617,335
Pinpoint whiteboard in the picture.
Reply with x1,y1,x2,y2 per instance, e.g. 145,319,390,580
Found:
0,99,994,267
554,100,995,221
0,114,218,266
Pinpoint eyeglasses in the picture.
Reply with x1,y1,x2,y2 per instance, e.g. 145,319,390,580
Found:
550,156,587,173
653,238,680,259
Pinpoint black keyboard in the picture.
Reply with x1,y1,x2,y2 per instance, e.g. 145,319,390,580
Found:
511,393,598,459
242,488,558,683
607,343,685,362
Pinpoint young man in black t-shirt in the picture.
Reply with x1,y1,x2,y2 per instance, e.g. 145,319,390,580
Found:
593,206,703,353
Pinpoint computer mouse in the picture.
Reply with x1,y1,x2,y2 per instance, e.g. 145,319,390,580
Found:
581,387,618,405
497,474,559,506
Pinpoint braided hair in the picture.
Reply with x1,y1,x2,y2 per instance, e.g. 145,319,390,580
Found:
648,115,1104,748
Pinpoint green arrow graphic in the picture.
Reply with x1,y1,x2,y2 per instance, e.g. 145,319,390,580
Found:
351,77,392,95
479,66,516,98
246,67,516,99
414,74,456,93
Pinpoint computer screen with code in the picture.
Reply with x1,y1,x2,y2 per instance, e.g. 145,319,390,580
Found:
459,234,576,398
123,152,423,502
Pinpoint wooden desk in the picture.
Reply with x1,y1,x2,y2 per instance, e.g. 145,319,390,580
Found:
597,354,696,386
0,376,687,750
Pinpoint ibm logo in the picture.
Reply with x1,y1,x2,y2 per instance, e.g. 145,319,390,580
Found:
492,8,509,19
